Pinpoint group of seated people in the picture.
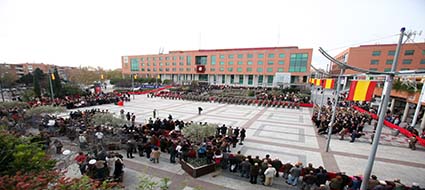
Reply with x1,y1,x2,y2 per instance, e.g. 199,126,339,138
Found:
74,151,124,182
26,92,125,109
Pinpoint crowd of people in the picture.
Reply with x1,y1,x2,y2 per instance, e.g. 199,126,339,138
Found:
26,92,129,109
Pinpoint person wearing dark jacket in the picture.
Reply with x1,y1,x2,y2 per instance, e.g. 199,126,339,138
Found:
271,157,283,177
302,171,318,190
240,159,251,178
250,163,260,184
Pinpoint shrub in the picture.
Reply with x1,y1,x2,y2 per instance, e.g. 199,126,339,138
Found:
91,113,129,127
24,106,66,118
181,123,216,143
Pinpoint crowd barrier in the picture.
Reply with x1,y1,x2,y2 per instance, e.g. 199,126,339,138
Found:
352,106,425,147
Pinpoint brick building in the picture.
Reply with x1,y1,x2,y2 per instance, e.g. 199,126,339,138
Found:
122,46,313,87
0,63,76,80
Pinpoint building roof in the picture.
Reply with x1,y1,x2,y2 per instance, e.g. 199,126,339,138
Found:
169,46,301,54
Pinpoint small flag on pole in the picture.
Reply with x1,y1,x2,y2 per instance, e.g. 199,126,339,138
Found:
133,74,137,79
321,79,335,89
347,80,377,101
51,73,55,80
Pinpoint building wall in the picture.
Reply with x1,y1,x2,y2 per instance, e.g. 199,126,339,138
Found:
0,63,75,80
122,47,313,86
330,43,425,75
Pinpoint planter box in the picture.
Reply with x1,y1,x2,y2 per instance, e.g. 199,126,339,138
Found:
180,160,215,178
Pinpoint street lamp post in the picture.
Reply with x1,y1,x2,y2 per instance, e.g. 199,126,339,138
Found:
360,27,405,190
0,73,4,102
48,70,54,100
131,73,135,100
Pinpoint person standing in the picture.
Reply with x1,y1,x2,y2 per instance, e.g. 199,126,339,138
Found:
151,147,161,163
264,164,277,186
126,139,135,158
120,109,125,120
153,109,157,118
287,163,302,186
198,107,203,115
250,163,260,184
240,158,251,178
239,128,246,145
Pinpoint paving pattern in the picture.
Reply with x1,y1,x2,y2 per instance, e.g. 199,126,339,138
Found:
71,96,425,189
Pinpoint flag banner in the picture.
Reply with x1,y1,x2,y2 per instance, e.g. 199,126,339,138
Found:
321,79,335,89
347,80,377,101
315,79,321,86
310,79,315,84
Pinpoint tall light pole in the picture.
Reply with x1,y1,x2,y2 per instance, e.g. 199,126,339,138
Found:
48,70,55,100
325,68,345,152
0,73,4,102
131,73,135,100
360,27,405,190
410,83,425,128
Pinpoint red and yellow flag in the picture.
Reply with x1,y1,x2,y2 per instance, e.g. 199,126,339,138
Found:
51,73,55,80
315,79,321,86
321,79,335,89
347,80,377,101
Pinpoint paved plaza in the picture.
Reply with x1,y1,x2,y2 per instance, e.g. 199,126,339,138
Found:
74,96,425,189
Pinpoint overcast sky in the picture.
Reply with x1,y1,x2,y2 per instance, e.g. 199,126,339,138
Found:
1,0,424,70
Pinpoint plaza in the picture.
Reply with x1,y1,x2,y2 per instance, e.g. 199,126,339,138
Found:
73,95,425,189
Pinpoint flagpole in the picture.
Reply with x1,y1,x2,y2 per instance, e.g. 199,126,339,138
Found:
360,27,405,190
325,68,344,152
410,82,425,128
317,88,325,121
48,69,54,101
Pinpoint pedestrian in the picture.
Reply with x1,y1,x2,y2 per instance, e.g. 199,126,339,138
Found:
264,164,277,186
239,128,246,145
287,163,302,186
151,147,160,163
153,109,157,118
54,139,63,154
240,158,251,178
250,163,260,184
126,139,135,158
198,107,203,115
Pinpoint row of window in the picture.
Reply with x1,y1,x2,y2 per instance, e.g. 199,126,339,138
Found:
370,59,425,65
370,68,425,72
372,49,424,56
139,53,287,62
138,67,287,73
138,60,286,66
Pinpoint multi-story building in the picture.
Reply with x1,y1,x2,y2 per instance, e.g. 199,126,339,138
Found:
0,63,76,80
330,42,425,75
122,46,313,87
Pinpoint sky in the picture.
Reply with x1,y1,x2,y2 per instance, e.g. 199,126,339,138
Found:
0,0,424,70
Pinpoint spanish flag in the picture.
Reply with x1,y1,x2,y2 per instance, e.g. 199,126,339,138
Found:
315,79,321,86
347,80,377,101
321,79,335,89
51,73,55,81
310,79,315,84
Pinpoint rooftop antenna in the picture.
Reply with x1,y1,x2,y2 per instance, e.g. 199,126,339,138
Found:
158,47,164,54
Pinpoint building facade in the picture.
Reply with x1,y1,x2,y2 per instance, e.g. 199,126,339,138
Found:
0,63,76,80
330,42,425,75
122,47,313,87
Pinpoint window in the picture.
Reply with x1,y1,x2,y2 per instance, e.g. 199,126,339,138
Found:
146,57,150,61
267,61,274,65
165,62,169,66
179,62,184,66
186,56,191,65
159,68,163,72
257,68,263,72
147,68,151,72
247,54,253,58
402,59,412,64
247,61,253,65
258,53,264,58
130,58,139,71
228,61,234,65
279,53,285,58
186,68,191,71
421,59,425,64
228,54,234,59
141,63,145,66
248,75,253,85
267,68,273,72
278,68,284,72
237,54,243,59
388,50,395,56
173,56,176,60
220,61,225,65
278,61,284,65
153,68,157,72
372,51,381,56
237,61,243,65
267,76,273,84
384,68,391,72
289,53,308,72
141,58,144,61
239,75,243,84
404,50,415,56
211,55,216,65
237,68,242,72
147,63,150,66
369,68,377,71
370,60,379,65
179,56,184,60
210,68,216,72
153,57,156,60
401,68,409,71
247,67,253,72
172,62,176,66
258,61,263,65
159,57,163,60
230,75,235,84
386,59,393,65
165,57,169,60
160,62,163,66
228,68,233,72
220,55,225,59
220,67,224,71
172,68,176,71
268,53,274,58
179,68,184,71
153,63,157,66
258,75,263,84
195,56,207,65
423,50,425,55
